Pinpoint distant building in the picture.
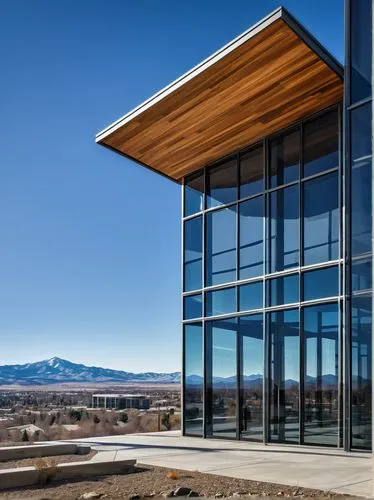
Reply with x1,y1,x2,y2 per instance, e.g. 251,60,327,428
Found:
6,424,45,438
92,394,150,410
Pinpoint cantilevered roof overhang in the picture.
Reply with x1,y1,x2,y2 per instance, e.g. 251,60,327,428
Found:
96,7,343,184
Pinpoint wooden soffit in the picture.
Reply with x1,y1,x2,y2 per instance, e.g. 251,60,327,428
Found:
96,7,343,184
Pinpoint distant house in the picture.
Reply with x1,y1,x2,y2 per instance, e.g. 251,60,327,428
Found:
6,424,45,439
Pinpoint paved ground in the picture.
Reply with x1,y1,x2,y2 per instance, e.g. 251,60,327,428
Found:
61,431,372,498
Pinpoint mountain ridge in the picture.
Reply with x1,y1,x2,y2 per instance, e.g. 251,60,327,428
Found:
0,357,181,386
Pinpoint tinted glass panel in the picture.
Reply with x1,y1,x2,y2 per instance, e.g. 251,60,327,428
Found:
184,216,202,291
239,281,263,312
206,207,236,286
240,145,264,198
269,309,299,443
270,129,299,187
269,185,299,272
303,303,339,446
183,294,202,320
352,296,372,449
206,318,237,438
206,287,236,317
351,104,372,256
303,109,339,178
268,274,299,307
184,323,203,436
239,197,263,280
240,314,263,441
184,171,204,216
352,257,372,293
350,0,372,103
207,157,237,208
303,172,339,265
303,266,339,301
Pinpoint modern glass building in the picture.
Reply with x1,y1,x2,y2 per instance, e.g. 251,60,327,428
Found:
96,4,372,451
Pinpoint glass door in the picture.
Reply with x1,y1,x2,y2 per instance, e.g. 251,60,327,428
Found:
239,314,263,441
269,309,300,443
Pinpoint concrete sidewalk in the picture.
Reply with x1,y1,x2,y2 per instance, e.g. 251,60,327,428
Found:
63,431,372,498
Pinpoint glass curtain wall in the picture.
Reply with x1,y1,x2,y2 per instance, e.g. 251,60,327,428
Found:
183,105,342,447
346,0,372,450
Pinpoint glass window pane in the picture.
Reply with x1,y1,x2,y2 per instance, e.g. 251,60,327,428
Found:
206,318,237,438
303,266,339,301
184,293,202,320
269,309,299,443
303,172,339,265
206,287,236,317
184,323,203,436
351,296,372,450
270,129,299,188
350,0,372,103
239,281,263,312
206,207,236,286
239,314,263,442
351,104,372,256
269,185,299,272
352,257,372,293
303,109,339,178
268,274,299,307
207,157,237,208
239,197,263,280
184,216,202,292
240,145,264,198
303,303,339,446
184,171,204,216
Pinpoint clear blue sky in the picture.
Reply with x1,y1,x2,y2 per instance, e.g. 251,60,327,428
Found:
0,0,343,372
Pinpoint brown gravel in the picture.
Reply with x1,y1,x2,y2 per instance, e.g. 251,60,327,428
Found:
0,464,358,499
0,450,96,470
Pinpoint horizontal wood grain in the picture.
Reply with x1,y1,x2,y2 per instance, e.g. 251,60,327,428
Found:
98,17,343,183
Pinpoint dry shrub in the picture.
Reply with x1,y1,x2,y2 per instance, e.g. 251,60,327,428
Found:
167,470,179,480
33,457,59,484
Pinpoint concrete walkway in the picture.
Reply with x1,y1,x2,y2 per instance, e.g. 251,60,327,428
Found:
62,431,372,498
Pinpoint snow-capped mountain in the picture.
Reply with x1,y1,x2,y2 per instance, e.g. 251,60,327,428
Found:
0,357,181,385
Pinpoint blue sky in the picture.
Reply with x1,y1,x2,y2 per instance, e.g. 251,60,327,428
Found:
0,0,343,372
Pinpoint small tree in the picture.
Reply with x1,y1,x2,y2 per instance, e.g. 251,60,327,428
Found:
120,412,128,423
161,413,171,430
22,429,29,442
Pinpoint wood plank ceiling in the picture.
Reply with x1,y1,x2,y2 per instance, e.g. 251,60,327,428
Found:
97,12,343,183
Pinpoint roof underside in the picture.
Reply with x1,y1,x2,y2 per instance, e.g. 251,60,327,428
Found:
96,7,343,183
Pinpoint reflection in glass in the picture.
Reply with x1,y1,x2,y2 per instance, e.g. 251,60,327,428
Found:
239,281,263,312
183,294,202,320
352,296,372,450
351,104,372,256
352,257,372,293
184,323,203,436
184,216,202,291
240,314,263,441
270,129,299,188
268,274,299,307
240,145,264,198
350,0,372,103
206,287,236,317
269,309,299,443
303,303,339,446
206,318,237,438
303,172,339,265
207,157,237,208
303,266,339,301
303,109,339,178
270,185,299,272
239,196,263,279
206,207,236,286
184,171,204,216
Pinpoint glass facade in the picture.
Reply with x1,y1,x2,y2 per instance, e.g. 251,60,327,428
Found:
183,106,345,447
346,0,372,450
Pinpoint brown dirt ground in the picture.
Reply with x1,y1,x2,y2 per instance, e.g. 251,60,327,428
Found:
0,464,359,499
0,450,96,469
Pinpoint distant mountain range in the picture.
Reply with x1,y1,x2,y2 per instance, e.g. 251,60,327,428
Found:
0,357,181,386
